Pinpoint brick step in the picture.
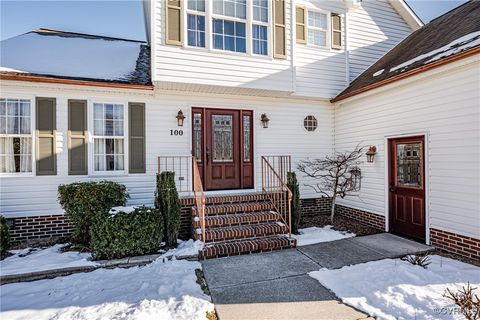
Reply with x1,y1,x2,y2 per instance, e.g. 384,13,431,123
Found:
203,201,275,216
199,222,288,242
193,211,282,228
204,193,271,205
199,235,297,259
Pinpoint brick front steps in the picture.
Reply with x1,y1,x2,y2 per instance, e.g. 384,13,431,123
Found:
192,193,296,259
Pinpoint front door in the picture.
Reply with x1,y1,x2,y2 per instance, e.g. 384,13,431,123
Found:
192,108,253,191
388,136,426,242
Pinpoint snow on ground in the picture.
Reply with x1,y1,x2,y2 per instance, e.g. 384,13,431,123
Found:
1,258,213,320
0,244,97,276
292,226,355,246
163,239,204,258
309,255,480,320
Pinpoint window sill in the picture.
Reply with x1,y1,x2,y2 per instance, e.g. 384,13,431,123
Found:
0,173,34,178
178,45,274,61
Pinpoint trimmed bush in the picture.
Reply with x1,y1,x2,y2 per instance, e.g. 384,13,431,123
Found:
155,172,181,247
58,181,128,246
287,172,301,234
0,216,11,258
90,206,163,260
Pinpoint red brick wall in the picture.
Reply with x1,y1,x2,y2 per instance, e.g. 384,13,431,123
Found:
300,197,332,217
7,215,72,242
335,204,386,231
430,228,480,262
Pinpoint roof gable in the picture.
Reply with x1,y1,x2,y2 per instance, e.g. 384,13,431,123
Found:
333,1,480,102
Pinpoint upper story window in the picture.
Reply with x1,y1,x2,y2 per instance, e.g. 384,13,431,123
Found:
187,0,206,47
0,98,32,174
181,0,269,56
308,11,328,47
93,103,125,172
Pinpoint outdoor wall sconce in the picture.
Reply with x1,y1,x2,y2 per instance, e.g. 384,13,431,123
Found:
176,110,185,127
366,145,377,163
260,113,269,128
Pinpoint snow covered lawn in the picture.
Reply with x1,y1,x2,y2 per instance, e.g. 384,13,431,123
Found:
1,258,213,320
292,226,355,246
0,244,97,276
309,255,480,320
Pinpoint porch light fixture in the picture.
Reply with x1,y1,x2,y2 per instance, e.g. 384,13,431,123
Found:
366,146,377,163
176,110,185,127
260,113,269,128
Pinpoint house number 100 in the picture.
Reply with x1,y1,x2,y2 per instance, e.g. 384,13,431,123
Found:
170,129,184,136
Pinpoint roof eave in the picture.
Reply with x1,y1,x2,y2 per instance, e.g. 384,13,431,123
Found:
0,73,154,90
331,46,480,104
388,0,423,30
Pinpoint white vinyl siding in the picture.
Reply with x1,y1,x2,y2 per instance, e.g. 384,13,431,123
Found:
334,56,480,239
0,81,333,219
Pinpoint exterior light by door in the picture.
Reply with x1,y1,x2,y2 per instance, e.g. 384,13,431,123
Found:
260,113,269,128
366,146,377,163
176,110,185,126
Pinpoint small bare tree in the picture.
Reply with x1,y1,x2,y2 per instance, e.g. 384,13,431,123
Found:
297,145,365,223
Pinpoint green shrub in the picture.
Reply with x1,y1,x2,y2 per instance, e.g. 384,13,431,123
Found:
58,181,128,246
287,172,301,234
155,172,181,247
0,216,11,258
90,206,163,260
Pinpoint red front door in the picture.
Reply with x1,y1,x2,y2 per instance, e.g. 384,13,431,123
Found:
192,108,253,191
388,136,426,242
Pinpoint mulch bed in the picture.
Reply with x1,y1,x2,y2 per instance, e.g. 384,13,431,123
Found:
300,214,381,237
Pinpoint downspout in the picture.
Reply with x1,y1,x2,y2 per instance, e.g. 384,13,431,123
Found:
290,0,296,94
345,7,350,84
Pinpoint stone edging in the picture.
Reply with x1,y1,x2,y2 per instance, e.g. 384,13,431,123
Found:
1,253,198,285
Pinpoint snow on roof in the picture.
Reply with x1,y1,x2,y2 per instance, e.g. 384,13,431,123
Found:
0,29,151,86
334,1,480,102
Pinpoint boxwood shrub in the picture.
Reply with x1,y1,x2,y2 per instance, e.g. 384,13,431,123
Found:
58,181,128,246
90,206,163,260
0,216,11,258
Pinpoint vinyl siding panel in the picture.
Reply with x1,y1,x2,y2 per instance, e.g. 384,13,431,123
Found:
334,56,480,239
0,81,333,218
152,0,294,93
347,0,412,82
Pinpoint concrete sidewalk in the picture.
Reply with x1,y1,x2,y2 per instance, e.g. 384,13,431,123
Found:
202,233,433,320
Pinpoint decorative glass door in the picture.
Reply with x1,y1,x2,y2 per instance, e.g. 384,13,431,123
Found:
389,136,425,242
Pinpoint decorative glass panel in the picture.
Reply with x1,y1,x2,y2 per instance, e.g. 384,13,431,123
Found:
193,113,202,161
187,14,206,47
212,19,246,53
396,143,422,188
304,115,317,132
252,24,268,55
243,115,251,162
212,115,233,162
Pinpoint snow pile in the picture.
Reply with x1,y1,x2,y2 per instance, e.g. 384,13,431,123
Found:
292,226,355,246
109,206,138,215
309,255,480,320
1,258,214,320
373,69,385,77
390,31,480,72
162,239,204,258
0,244,97,276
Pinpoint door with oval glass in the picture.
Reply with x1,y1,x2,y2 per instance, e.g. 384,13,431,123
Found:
388,136,426,242
192,108,253,191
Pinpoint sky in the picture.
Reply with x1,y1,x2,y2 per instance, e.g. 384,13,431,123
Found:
0,0,469,42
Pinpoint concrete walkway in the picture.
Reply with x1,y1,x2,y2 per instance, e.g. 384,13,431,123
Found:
202,233,433,320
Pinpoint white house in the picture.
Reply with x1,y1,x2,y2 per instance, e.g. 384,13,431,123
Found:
0,0,478,261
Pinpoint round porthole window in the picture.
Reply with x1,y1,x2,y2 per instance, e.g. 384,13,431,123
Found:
304,115,317,132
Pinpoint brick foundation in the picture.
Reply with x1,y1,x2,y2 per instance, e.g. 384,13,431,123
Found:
7,215,72,243
430,228,480,262
300,197,332,217
335,205,386,231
